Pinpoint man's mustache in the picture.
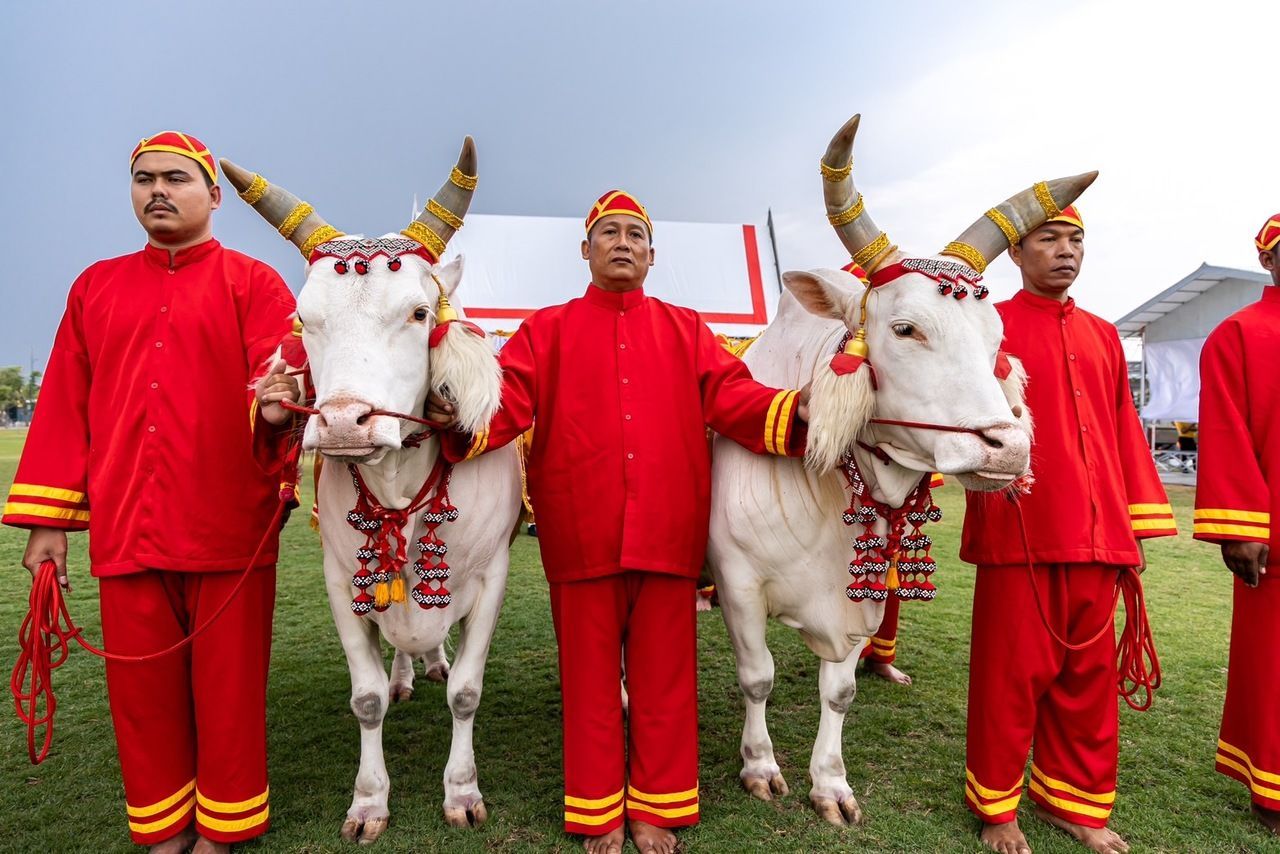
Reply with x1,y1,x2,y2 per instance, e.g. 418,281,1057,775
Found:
146,200,177,213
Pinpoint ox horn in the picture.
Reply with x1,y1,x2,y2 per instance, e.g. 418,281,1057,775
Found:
219,159,345,260
941,171,1099,273
402,136,478,261
821,114,901,274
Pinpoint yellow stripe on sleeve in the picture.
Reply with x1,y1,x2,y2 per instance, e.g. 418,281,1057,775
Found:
7,483,88,505
1194,522,1271,539
1131,518,1177,531
1128,503,1172,516
1195,508,1270,524
773,390,798,454
2,502,91,523
763,390,787,454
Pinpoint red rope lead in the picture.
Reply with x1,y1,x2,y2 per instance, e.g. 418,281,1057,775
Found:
11,500,286,764
1012,499,1161,712
280,398,440,429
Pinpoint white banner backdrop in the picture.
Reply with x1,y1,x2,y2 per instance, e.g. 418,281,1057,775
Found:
445,214,781,338
1140,338,1204,421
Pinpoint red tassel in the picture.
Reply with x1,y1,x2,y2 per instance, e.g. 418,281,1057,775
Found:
428,320,486,349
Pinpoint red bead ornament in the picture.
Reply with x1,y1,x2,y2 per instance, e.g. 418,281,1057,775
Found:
388,257,402,272
354,260,370,275
334,260,348,274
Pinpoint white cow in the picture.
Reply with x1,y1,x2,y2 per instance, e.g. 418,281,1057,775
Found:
707,114,1094,826
222,141,521,843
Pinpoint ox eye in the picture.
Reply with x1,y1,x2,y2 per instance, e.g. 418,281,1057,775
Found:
892,323,916,338
412,307,430,322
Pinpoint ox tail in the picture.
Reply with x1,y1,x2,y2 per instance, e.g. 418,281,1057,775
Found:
430,323,502,435
804,359,875,472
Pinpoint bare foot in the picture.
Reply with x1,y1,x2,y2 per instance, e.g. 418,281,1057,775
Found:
190,836,231,854
629,819,678,853
149,827,197,854
1034,805,1129,853
583,825,624,854
980,819,1031,854
867,660,912,685
1254,803,1280,835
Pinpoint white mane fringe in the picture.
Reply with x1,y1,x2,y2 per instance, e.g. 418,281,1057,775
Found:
803,358,875,472
998,354,1033,436
430,324,503,435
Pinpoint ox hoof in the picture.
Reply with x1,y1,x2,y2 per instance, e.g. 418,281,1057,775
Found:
443,799,488,828
811,793,862,827
424,663,449,683
742,772,789,801
341,814,390,844
389,685,414,703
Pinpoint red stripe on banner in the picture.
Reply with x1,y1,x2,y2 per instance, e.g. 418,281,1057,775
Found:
700,224,769,324
465,307,536,319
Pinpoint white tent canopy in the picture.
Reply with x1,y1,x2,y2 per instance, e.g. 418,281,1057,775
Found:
1115,263,1270,421
444,213,783,338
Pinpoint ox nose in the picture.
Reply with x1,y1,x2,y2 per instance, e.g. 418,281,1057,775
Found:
977,422,1026,450
316,399,375,443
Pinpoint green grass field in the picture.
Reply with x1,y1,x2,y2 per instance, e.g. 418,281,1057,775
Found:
0,427,1276,852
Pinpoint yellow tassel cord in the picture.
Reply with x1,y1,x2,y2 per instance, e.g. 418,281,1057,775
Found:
431,273,459,323
390,575,407,604
374,582,390,610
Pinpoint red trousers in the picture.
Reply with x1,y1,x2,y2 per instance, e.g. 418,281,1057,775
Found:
860,594,901,664
965,564,1119,829
1217,573,1280,810
549,572,699,835
99,568,275,844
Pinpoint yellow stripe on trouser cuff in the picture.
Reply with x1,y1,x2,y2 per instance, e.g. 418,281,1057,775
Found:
627,784,698,804
196,805,269,834
1196,508,1271,524
1131,518,1176,531
1195,522,1271,538
763,391,787,454
128,797,195,833
3,502,91,522
565,788,624,810
8,483,87,504
1219,740,1280,784
1129,503,1172,516
564,804,624,826
1028,780,1111,819
773,390,798,454
197,787,269,813
965,784,1020,816
466,429,489,461
965,768,1022,800
127,779,196,817
1217,754,1280,799
1031,764,1115,804
625,800,699,819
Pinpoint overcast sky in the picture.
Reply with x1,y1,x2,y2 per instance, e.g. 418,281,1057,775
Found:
2,0,1276,370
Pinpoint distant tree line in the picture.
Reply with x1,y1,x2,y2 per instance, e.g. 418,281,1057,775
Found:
0,366,41,425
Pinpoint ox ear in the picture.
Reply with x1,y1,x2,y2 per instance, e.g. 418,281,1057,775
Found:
429,255,465,298
783,269,860,322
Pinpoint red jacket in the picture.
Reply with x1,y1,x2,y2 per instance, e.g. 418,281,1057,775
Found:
3,239,296,576
442,284,805,582
961,290,1175,566
1194,286,1280,556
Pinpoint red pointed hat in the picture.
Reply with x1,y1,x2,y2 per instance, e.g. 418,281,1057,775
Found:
130,131,217,184
585,189,652,235
1255,214,1280,252
840,261,871,284
1046,204,1083,231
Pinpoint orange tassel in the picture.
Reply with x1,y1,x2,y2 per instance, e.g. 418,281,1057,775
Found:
390,575,406,604
374,582,390,609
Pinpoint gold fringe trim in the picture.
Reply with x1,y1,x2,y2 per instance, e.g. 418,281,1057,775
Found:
300,224,344,259
427,198,465,230
852,232,891,269
402,221,446,259
1033,181,1061,220
820,159,852,182
239,174,269,205
985,207,1021,246
828,194,865,227
450,167,478,191
942,241,988,273
278,202,313,239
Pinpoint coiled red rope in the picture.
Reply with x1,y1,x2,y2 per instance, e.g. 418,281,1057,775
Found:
1013,500,1161,711
11,500,287,764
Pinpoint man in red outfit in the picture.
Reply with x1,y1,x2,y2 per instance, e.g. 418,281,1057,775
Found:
4,131,299,853
1194,213,1280,836
959,206,1176,854
430,190,807,854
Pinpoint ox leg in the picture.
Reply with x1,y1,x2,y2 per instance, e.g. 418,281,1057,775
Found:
809,650,864,827
389,648,415,703
332,607,393,844
421,643,450,683
720,589,788,801
440,576,504,828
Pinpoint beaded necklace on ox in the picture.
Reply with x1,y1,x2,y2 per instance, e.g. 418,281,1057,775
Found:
281,236,486,617
826,257,1000,604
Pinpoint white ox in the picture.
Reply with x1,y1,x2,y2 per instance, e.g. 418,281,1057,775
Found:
707,115,1095,826
223,141,521,843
